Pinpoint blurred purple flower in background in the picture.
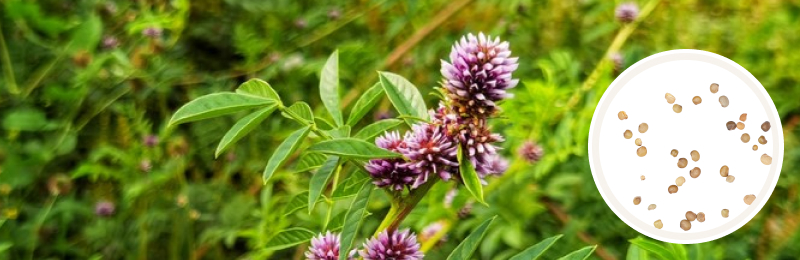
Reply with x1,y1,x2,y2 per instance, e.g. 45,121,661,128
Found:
95,201,116,217
142,27,163,38
615,3,639,23
102,36,119,49
518,140,544,163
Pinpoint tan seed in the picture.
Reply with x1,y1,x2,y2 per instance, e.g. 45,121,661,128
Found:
758,136,767,144
680,219,692,231
736,122,745,130
640,175,645,181
673,104,682,113
676,176,686,186
741,133,750,143
686,211,697,221
665,93,676,104
721,209,730,218
638,123,648,133
752,145,758,151
744,194,756,205
654,219,663,229
624,130,633,139
720,165,729,177
761,121,771,132
761,154,772,165
690,167,701,178
692,96,702,105
719,95,730,107
710,83,719,93
633,196,642,205
648,204,657,210
740,113,747,121
726,121,736,130
637,146,647,157
697,212,706,222
618,111,628,120
690,150,700,162
668,185,679,194
635,138,642,146
678,158,688,168
671,149,679,157
726,175,735,183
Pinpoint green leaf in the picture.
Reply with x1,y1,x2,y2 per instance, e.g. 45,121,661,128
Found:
346,83,384,125
510,234,563,260
283,102,314,125
2,108,54,131
446,216,497,260
458,146,485,205
309,156,340,213
236,78,281,102
353,119,403,140
628,237,676,260
215,104,277,158
320,50,343,126
668,243,688,260
282,191,311,216
263,227,316,251
558,245,597,260
626,244,650,260
332,173,370,199
263,126,312,183
339,180,374,260
378,71,428,125
67,15,102,53
168,93,274,127
326,125,351,138
295,153,328,173
308,138,401,159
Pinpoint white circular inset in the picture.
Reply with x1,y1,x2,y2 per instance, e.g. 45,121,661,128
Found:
588,50,783,244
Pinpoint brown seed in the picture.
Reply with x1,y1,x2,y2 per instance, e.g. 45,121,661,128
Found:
637,146,647,157
668,185,679,194
761,154,772,165
697,212,706,222
638,123,648,133
690,150,700,162
736,122,745,130
761,121,770,132
676,176,686,186
671,149,679,157
690,167,701,178
633,196,642,205
726,175,735,183
677,158,688,168
710,83,719,93
654,219,663,229
640,175,645,181
741,133,750,143
673,104,682,113
686,211,697,221
665,93,676,104
721,209,730,218
635,138,642,146
648,204,656,211
623,130,633,139
720,165,729,177
726,121,736,130
752,145,758,151
744,194,756,205
692,96,702,105
758,136,767,144
680,219,692,231
719,96,730,107
618,111,628,120
740,113,747,121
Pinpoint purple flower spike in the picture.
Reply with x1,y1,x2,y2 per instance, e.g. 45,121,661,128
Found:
360,229,424,260
305,231,356,260
366,159,418,191
615,3,639,23
518,141,544,163
441,32,519,117
142,27,163,38
375,131,405,152
399,124,458,186
95,201,116,217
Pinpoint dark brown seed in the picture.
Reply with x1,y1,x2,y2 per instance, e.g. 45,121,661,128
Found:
676,176,686,186
673,104,682,113
637,146,647,157
752,145,758,151
638,123,649,133
686,211,697,221
680,219,692,231
726,121,736,130
677,158,688,168
719,96,730,107
624,130,633,139
721,209,729,218
690,167,701,178
744,194,756,205
761,121,770,132
761,154,772,165
671,149,679,157
710,83,719,93
726,175,735,183
648,204,656,211
692,96,702,105
665,93,676,104
618,111,628,120
634,196,642,205
758,136,767,144
654,219,663,229
635,138,642,146
697,212,706,222
741,133,750,143
668,185,679,194
740,113,747,121
736,122,745,130
690,150,700,162
720,165,729,177
640,175,645,181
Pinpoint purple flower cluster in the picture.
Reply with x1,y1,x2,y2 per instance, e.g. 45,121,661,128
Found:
615,3,639,23
305,232,356,260
305,230,422,260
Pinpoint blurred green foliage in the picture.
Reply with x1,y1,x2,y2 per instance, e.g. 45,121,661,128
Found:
1,0,800,259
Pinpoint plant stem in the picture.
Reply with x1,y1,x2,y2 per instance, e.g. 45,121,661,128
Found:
374,180,437,234
0,20,18,94
28,196,58,260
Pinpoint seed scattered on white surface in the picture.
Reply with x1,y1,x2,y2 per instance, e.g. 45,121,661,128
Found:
726,175,735,183
677,158,688,168
761,154,772,165
637,146,647,157
691,150,700,162
719,96,730,107
665,93,676,104
761,121,771,132
624,130,633,139
635,138,642,146
676,176,686,186
726,121,736,130
690,167,701,178
752,145,758,151
668,185,679,194
710,83,719,93
638,123,649,133
741,133,750,143
648,204,656,211
673,104,682,113
736,122,745,130
720,165,729,177
654,219,663,229
697,212,706,222
686,211,697,221
722,209,730,218
758,136,767,144
740,113,747,121
634,196,642,205
744,194,756,205
640,175,646,181
692,96,702,105
671,149,679,157
680,219,692,231
618,111,628,120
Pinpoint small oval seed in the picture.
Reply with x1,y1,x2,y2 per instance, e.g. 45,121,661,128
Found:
710,83,719,93
676,176,686,186
744,194,756,205
648,204,656,211
758,136,767,144
673,104,682,113
741,133,750,143
719,96,730,107
686,211,697,221
722,209,730,218
671,149,679,157
690,167,701,178
726,175,735,183
637,146,647,157
654,219,663,229
638,123,648,133
697,212,706,222
726,121,736,131
677,158,688,168
640,175,645,181
668,185,679,194
736,122,745,130
761,154,772,165
624,130,633,139
720,165,729,177
740,113,747,121
665,93,676,104
680,219,692,231
618,111,628,120
635,138,642,146
761,121,771,132
633,196,642,205
753,145,758,151
691,150,700,162
692,96,702,105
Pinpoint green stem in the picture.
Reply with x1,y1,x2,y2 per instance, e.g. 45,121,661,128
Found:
0,19,19,94
374,180,437,234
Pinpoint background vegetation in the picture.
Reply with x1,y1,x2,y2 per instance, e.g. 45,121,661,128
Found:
2,0,800,259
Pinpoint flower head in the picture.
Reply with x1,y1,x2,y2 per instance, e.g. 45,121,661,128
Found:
518,141,544,163
95,201,116,217
441,32,519,117
143,135,159,147
615,3,639,23
305,231,356,260
366,159,418,191
399,124,458,185
102,36,119,49
375,131,405,152
142,27,163,38
360,229,424,260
